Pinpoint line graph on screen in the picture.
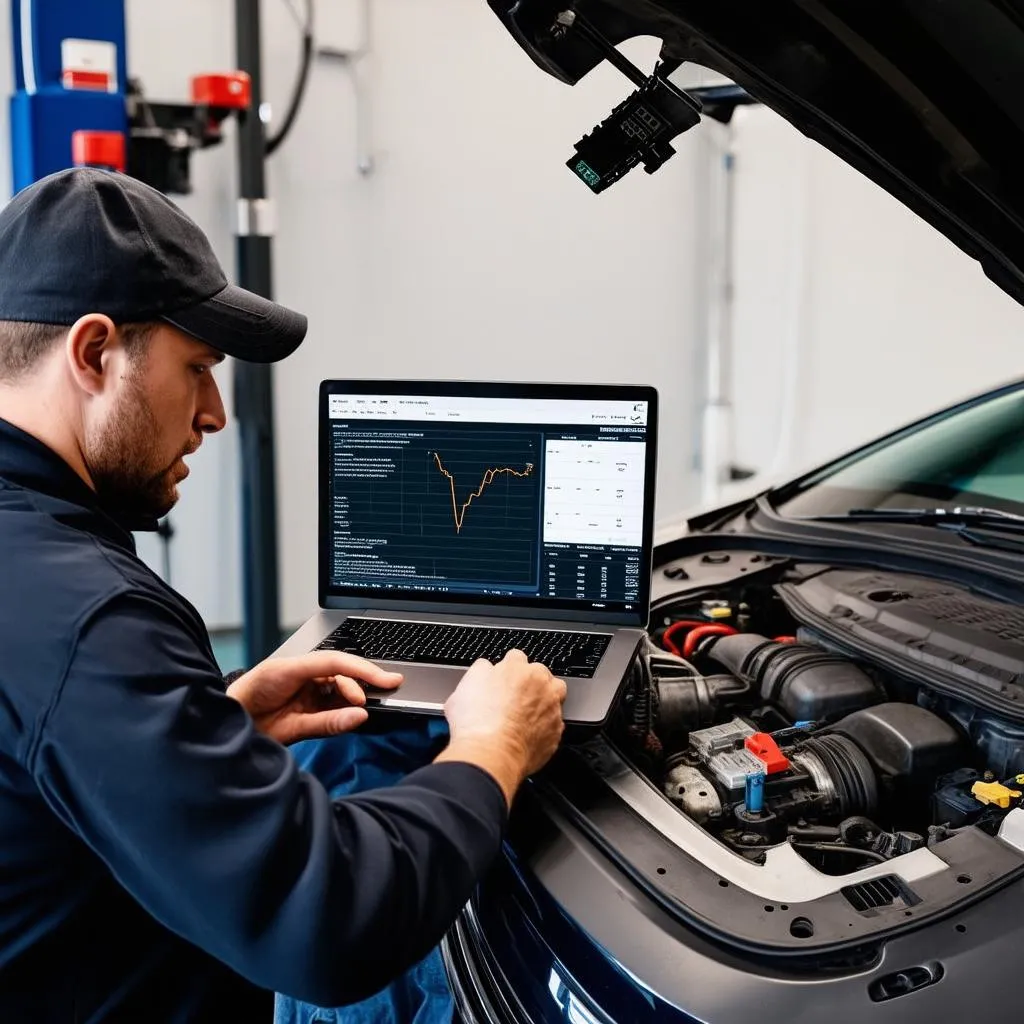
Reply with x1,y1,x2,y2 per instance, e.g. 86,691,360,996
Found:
431,452,534,534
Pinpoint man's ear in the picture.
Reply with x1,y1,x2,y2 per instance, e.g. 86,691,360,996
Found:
64,314,120,397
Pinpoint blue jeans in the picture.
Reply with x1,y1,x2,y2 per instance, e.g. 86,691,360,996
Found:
274,716,455,1024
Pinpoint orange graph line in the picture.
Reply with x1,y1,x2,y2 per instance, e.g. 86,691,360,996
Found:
432,452,534,534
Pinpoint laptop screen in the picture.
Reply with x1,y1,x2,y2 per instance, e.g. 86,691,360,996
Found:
319,382,657,623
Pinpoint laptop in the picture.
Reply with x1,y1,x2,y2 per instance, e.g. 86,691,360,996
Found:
272,379,658,726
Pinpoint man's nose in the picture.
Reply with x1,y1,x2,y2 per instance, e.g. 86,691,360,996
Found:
196,373,228,434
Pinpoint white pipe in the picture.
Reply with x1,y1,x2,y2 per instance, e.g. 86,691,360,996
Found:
354,0,374,176
700,118,737,508
316,0,375,176
20,0,37,95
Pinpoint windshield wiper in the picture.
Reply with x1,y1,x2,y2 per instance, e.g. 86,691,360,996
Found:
830,506,1024,529
803,506,1024,548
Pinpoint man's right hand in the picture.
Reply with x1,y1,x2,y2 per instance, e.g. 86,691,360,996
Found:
433,650,567,808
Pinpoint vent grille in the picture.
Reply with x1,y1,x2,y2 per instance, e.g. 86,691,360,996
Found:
914,594,1024,642
841,875,920,913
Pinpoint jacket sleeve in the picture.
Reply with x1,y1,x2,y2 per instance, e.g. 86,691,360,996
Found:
29,591,507,1006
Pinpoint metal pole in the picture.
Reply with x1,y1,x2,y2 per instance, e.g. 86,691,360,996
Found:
234,0,281,665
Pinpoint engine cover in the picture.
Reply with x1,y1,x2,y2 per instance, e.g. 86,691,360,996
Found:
777,569,1024,710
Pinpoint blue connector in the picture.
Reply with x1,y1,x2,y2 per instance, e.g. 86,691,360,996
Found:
745,772,766,815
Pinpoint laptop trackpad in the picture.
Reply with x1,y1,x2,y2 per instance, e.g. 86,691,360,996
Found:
359,663,476,712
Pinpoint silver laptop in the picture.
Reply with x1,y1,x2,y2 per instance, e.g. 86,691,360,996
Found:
272,380,658,726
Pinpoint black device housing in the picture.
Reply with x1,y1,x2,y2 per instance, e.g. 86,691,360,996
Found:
568,75,701,193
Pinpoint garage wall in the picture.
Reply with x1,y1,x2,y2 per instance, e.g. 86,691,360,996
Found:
727,105,1024,496
3,4,1023,635
124,0,705,630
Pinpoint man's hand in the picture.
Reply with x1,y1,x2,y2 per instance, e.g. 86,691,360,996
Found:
227,652,404,745
434,650,567,808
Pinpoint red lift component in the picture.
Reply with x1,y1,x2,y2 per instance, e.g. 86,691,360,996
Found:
125,70,252,194
191,72,251,110
72,129,126,173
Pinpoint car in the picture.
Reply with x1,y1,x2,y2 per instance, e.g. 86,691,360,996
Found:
441,4,1024,1022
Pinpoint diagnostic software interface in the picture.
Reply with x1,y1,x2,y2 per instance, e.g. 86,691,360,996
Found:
326,393,651,612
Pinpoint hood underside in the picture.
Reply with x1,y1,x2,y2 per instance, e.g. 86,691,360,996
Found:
488,0,1024,307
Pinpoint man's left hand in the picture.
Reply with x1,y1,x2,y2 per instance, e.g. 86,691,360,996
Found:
227,652,404,745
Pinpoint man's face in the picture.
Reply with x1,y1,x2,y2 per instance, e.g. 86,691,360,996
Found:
85,325,226,522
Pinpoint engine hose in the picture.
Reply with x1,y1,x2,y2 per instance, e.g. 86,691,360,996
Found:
661,619,711,656
627,657,662,758
790,842,887,865
628,661,649,728
795,735,878,818
705,633,882,725
787,824,841,842
655,674,753,744
682,624,739,659
838,816,882,847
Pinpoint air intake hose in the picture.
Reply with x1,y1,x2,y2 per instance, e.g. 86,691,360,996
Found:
792,734,879,818
704,634,882,723
656,674,753,746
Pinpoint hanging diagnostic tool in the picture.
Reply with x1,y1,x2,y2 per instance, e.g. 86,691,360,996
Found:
553,9,702,193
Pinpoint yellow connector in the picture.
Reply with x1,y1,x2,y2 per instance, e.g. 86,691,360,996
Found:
972,781,1022,809
708,606,733,620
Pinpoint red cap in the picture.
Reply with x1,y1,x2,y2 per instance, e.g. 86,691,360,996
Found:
191,73,251,111
745,733,790,775
71,131,126,173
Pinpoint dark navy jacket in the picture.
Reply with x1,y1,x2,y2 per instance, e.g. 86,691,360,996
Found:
0,418,507,1022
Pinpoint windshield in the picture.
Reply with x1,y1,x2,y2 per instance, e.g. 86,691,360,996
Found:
775,385,1024,519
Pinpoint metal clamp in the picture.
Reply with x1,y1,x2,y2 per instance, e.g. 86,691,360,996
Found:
236,197,276,237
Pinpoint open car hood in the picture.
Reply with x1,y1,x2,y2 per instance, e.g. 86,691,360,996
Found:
487,0,1024,307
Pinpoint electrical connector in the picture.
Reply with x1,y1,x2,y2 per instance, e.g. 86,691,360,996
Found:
972,780,1022,808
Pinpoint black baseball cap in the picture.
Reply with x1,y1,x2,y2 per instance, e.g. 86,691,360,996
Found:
0,167,306,362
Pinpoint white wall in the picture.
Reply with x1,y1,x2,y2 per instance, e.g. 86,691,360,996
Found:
5,4,1023,636
728,106,1024,490
125,1,704,631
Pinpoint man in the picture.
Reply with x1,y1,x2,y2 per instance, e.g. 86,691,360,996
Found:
0,167,567,1021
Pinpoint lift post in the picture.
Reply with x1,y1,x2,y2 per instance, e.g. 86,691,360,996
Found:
234,0,283,665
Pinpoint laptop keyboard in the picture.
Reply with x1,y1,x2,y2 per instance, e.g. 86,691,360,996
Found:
315,618,612,678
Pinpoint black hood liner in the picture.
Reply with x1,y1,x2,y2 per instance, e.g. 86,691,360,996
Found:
488,0,1024,306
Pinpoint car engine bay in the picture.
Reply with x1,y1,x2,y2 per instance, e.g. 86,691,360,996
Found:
611,556,1024,878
